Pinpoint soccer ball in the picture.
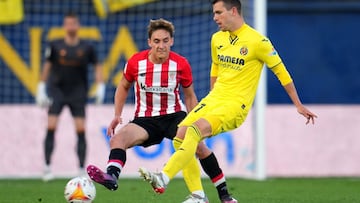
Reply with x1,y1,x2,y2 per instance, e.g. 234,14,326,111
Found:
64,176,96,203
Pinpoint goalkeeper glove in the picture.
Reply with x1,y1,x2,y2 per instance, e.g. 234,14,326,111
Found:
36,81,52,107
95,82,106,104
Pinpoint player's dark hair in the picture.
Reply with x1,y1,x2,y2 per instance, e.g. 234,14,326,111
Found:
212,0,242,14
64,12,79,20
148,18,175,39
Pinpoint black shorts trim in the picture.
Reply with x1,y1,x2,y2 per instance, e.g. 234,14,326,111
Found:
131,111,187,147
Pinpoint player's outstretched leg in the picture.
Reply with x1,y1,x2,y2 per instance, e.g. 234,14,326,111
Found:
200,152,238,203
139,167,167,194
87,148,126,191
87,165,118,191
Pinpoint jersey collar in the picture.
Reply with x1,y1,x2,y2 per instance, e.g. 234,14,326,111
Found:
230,23,248,36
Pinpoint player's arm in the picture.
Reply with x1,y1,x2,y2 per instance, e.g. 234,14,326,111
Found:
94,63,106,104
114,77,132,118
257,38,317,124
40,61,51,82
210,36,218,91
271,63,317,124
94,63,103,84
107,76,132,136
183,84,198,112
89,43,106,104
40,42,54,82
36,44,53,107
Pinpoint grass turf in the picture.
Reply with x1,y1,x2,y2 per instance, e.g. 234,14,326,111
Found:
0,178,359,203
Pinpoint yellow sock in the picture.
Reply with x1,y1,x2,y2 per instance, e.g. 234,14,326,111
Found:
163,125,202,179
173,137,203,193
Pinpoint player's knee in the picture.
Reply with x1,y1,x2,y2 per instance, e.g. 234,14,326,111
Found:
47,117,58,130
195,142,212,159
175,126,187,140
110,130,128,148
110,127,141,149
193,119,212,137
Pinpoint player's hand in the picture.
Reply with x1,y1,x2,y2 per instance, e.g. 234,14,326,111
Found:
95,83,106,105
107,116,123,137
297,105,317,125
36,81,52,108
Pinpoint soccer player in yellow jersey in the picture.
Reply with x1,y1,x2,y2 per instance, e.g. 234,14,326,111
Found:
140,0,317,201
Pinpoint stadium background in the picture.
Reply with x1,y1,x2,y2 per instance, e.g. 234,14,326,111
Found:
1,0,360,104
1,0,360,179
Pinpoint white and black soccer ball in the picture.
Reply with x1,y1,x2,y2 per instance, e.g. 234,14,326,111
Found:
64,176,96,203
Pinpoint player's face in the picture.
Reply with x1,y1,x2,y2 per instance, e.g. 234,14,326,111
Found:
212,2,234,31
63,17,80,37
148,29,174,62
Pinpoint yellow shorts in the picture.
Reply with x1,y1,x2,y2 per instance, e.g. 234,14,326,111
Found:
179,95,249,135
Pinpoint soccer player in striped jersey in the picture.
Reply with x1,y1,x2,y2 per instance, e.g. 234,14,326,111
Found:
139,0,317,201
87,18,237,203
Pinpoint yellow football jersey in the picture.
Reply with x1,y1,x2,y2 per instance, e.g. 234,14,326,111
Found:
210,23,282,110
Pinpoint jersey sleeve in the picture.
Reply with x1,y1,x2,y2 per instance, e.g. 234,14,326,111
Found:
255,37,282,68
270,63,293,86
123,58,136,83
44,41,55,62
179,58,193,88
210,35,219,77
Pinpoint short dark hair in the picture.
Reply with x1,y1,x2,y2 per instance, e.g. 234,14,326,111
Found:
147,18,175,39
212,0,242,14
64,12,79,20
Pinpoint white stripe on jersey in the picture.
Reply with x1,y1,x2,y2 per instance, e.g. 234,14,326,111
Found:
151,64,162,115
167,60,178,114
136,59,147,117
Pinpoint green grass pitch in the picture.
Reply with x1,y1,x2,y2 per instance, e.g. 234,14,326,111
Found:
0,178,359,203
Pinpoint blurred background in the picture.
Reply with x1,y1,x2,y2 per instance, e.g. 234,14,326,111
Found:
0,0,359,179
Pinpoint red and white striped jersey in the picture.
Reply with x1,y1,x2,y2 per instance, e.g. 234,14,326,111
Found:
123,50,193,117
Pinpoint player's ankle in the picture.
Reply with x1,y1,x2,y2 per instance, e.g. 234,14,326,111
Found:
160,171,170,185
192,190,206,198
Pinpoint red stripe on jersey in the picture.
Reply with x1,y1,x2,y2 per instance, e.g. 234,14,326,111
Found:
127,50,189,117
160,61,169,115
145,60,154,117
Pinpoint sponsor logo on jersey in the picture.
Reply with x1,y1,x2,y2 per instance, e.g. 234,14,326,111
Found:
240,46,248,56
140,83,174,93
217,54,245,66
269,47,277,56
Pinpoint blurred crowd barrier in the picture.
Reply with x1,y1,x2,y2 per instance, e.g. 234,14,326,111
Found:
0,105,359,178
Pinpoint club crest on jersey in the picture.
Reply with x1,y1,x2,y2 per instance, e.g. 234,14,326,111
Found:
240,46,248,56
60,49,66,56
169,73,176,80
76,49,84,57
